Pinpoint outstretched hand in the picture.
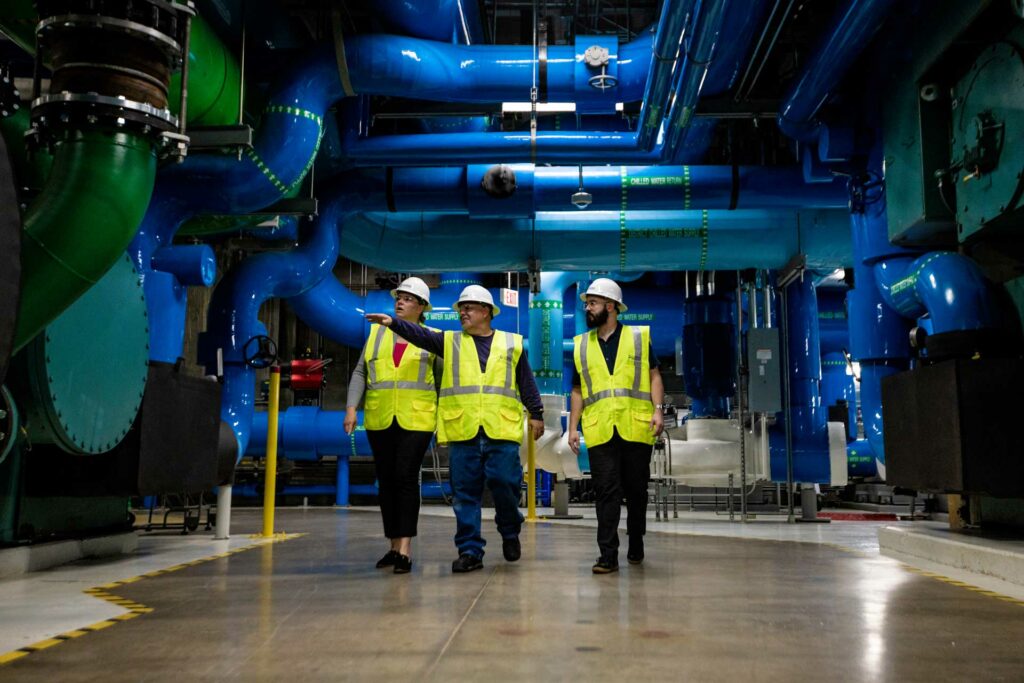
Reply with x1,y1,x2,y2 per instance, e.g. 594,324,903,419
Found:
365,313,393,326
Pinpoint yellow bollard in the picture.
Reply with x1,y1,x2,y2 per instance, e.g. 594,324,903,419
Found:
526,430,537,522
261,366,281,538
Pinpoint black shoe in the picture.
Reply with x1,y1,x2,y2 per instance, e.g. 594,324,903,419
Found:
393,554,412,574
375,550,400,568
451,554,484,573
592,556,619,574
627,538,644,565
502,536,521,562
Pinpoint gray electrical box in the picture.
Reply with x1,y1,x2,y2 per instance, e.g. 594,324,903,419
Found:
746,328,782,412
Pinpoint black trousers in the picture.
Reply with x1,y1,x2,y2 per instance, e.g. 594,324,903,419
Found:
366,422,433,539
587,431,652,558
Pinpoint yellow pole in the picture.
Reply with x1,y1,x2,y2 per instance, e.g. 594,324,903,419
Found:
261,366,281,537
526,431,537,522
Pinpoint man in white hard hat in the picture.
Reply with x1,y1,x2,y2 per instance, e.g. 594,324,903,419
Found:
344,277,440,574
568,278,664,574
367,283,545,574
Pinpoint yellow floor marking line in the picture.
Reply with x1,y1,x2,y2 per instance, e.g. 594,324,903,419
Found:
0,533,304,667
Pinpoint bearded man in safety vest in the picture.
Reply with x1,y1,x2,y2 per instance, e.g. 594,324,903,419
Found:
367,284,544,574
568,278,664,574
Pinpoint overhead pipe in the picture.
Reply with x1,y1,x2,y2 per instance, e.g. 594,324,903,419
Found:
340,208,852,272
376,0,485,45
341,0,732,164
777,0,898,143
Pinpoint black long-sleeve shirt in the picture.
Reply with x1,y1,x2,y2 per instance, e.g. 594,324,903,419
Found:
389,318,544,420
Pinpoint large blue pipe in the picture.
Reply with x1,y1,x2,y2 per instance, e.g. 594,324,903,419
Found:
682,295,734,418
637,0,697,150
770,274,831,483
664,0,729,162
340,208,852,272
529,272,577,394
777,0,898,143
376,0,485,44
816,288,856,441
340,32,653,103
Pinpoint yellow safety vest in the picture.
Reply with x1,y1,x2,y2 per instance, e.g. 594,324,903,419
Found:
573,325,655,448
437,330,524,444
362,324,437,432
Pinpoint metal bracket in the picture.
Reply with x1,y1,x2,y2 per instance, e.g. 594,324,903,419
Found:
251,197,318,218
187,125,254,151
776,253,806,289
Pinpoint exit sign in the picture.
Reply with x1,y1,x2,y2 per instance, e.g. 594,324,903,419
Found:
500,288,519,308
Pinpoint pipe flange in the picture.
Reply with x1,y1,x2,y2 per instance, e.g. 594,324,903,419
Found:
0,67,22,119
37,14,184,64
36,0,194,59
31,91,178,138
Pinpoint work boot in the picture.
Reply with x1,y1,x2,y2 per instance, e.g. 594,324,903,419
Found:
591,556,619,574
502,536,521,562
451,554,484,573
375,549,400,568
627,537,644,565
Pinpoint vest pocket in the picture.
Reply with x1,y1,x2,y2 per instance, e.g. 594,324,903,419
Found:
413,399,436,414
365,397,380,411
582,412,598,430
440,407,463,423
499,407,522,423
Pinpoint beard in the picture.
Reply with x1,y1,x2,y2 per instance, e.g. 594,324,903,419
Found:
586,308,609,329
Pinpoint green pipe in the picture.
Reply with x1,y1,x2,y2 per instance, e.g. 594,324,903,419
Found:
14,130,157,351
0,108,53,198
0,6,240,128
168,15,243,126
0,0,36,55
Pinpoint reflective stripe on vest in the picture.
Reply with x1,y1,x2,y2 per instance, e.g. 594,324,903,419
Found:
574,325,655,447
438,330,524,444
363,324,437,432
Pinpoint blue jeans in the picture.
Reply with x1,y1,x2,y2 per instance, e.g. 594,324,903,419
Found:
448,433,524,558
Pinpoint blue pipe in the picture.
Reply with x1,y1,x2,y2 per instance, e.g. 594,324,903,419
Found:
529,272,577,394
247,407,371,460
664,0,729,163
341,32,653,103
873,253,998,333
777,0,898,142
376,0,485,44
637,0,697,150
340,208,852,272
770,274,831,484
682,295,734,418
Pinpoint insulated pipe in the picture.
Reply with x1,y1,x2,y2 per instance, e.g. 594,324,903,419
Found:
637,0,697,151
873,253,998,334
769,274,831,483
340,208,852,272
14,130,156,350
340,32,653,103
166,15,243,126
529,272,577,394
663,0,730,162
777,0,898,142
376,0,485,44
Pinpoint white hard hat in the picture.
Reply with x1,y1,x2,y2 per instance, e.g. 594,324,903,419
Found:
457,284,500,317
391,276,432,311
581,277,627,312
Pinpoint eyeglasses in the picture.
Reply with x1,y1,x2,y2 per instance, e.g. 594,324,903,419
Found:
396,294,421,305
458,303,488,313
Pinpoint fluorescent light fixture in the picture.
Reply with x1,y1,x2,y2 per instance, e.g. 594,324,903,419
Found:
500,102,625,113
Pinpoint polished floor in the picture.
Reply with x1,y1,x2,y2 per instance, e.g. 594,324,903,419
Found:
3,508,1024,681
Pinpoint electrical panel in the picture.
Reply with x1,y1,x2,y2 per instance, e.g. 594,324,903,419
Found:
746,328,782,413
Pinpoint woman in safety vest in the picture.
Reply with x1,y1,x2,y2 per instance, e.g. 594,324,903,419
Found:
344,277,440,574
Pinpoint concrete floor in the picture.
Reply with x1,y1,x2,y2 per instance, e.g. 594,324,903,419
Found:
2,508,1024,681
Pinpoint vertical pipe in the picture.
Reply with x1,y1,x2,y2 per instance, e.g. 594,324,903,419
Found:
262,366,281,537
214,485,232,539
336,455,350,506
780,286,795,522
736,274,747,522
526,434,537,521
